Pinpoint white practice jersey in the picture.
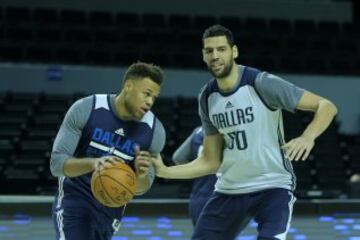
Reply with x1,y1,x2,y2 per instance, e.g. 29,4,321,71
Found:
199,65,304,194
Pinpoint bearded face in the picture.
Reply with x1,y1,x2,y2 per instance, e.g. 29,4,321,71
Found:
207,56,234,78
202,36,238,79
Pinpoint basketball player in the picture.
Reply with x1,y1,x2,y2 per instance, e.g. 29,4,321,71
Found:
172,126,217,226
153,25,338,240
50,62,166,240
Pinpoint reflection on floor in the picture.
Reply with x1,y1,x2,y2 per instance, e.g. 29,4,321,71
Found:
0,214,359,240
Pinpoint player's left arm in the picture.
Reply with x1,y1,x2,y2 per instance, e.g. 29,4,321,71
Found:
134,148,156,195
134,118,166,195
255,72,338,162
283,91,338,161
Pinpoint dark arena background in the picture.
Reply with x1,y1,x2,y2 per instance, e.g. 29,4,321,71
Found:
0,0,360,239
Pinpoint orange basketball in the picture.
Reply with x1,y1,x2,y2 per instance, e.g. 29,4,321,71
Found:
91,161,137,208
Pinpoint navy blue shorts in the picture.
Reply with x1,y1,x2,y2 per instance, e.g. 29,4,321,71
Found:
189,195,211,226
192,188,296,240
52,205,121,240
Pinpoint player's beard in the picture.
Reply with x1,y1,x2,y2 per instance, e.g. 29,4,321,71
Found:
208,60,233,79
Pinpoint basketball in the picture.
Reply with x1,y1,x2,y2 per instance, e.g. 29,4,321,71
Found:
91,161,137,208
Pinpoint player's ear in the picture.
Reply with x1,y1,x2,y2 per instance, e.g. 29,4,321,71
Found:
124,79,134,93
233,45,238,59
202,48,206,63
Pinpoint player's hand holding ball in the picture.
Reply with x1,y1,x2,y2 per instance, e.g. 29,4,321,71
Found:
91,156,136,208
92,156,125,171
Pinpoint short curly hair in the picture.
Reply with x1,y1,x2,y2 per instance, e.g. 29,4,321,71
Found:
123,62,164,85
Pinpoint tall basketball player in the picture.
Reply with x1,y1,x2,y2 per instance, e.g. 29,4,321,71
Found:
153,25,338,240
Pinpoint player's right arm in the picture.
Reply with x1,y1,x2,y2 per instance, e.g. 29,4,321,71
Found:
50,96,110,178
153,86,222,179
153,133,222,179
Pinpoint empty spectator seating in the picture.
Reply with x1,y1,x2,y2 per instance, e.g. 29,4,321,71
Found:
0,7,358,74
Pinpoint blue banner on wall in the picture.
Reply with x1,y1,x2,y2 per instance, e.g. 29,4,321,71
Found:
47,67,63,81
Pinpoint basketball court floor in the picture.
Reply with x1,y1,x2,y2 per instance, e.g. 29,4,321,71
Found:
0,214,359,240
